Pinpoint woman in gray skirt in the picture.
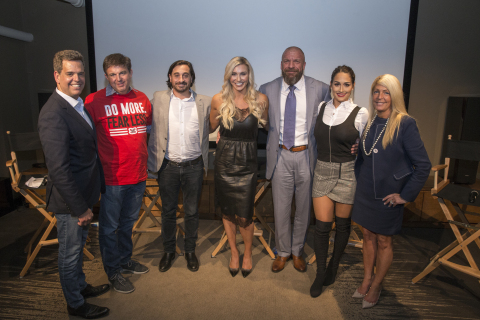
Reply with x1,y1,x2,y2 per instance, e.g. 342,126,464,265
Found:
310,66,368,297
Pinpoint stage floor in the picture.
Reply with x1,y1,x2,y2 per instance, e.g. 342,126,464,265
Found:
0,208,479,319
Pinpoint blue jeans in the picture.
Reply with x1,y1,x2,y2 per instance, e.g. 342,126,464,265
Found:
157,159,204,253
56,213,89,308
99,181,146,278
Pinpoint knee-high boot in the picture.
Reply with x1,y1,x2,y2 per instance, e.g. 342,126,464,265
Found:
310,220,332,298
323,216,351,286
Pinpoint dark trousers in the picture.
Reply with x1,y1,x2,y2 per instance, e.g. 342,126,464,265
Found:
157,159,204,253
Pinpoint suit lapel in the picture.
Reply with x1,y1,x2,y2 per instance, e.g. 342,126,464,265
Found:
160,90,171,137
273,78,282,133
305,76,315,134
54,91,95,139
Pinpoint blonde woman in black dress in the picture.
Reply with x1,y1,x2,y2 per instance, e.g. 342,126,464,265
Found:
210,57,268,278
310,66,368,297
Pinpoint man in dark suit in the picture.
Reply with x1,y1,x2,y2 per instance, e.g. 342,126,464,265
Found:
38,50,109,319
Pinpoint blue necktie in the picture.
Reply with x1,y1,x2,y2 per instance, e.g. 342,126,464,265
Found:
283,85,296,150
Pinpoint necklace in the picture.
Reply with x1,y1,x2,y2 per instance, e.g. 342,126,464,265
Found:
362,115,389,156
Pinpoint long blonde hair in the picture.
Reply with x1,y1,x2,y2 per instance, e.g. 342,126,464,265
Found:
218,57,266,129
366,74,409,149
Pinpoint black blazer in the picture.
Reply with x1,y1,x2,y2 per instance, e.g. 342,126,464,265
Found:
355,116,431,202
38,91,105,216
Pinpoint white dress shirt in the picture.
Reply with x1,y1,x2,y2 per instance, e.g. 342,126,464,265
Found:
321,98,369,137
165,90,201,162
279,75,308,146
56,88,92,128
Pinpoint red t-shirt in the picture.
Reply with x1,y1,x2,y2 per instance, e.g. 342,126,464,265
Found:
85,88,152,185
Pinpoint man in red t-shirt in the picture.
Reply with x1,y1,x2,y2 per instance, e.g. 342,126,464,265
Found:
85,53,151,294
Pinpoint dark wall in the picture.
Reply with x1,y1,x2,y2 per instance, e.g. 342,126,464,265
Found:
408,0,480,166
0,0,91,177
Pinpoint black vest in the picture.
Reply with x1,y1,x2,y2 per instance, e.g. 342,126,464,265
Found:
314,102,360,163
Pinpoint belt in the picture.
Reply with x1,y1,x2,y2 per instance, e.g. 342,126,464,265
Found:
165,156,202,167
280,145,308,152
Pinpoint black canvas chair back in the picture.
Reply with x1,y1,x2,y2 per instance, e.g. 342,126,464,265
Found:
7,131,42,153
444,139,480,162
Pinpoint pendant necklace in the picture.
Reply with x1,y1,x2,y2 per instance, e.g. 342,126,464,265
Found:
362,115,389,156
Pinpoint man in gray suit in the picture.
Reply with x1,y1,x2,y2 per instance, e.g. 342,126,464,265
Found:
147,60,211,273
259,47,330,273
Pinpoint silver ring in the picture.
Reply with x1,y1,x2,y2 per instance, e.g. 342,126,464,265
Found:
390,200,394,204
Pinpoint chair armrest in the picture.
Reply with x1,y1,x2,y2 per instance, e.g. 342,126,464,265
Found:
6,159,14,167
432,164,447,171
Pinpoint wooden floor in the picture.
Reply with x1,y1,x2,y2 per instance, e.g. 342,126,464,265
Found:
1,208,480,319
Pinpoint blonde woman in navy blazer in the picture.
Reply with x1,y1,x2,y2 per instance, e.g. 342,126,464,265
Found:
351,74,431,308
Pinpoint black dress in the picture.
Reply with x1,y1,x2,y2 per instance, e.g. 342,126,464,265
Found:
215,109,258,227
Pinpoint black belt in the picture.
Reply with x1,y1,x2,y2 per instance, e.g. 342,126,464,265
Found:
165,156,202,167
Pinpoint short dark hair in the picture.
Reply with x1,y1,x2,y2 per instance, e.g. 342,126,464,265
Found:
103,53,132,74
330,65,355,84
167,60,195,89
53,50,84,73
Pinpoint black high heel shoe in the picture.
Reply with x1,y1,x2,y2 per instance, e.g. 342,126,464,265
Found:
229,257,239,277
241,268,252,278
229,268,239,277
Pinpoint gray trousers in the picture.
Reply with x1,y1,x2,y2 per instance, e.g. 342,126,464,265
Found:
271,147,312,257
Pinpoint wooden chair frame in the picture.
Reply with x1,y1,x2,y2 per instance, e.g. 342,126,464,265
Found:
413,135,480,284
6,140,93,278
211,180,276,259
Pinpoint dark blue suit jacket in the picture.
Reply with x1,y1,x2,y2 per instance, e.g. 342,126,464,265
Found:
355,116,431,202
38,91,105,216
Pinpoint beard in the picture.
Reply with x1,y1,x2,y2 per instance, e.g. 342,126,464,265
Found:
172,82,189,93
282,68,304,86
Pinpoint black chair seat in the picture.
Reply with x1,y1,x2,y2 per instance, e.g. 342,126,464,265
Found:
435,184,480,207
18,174,47,190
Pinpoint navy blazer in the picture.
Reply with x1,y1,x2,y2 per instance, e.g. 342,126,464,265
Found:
38,91,105,216
355,116,431,202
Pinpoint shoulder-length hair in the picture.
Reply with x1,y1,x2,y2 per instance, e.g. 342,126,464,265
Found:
366,74,409,149
218,57,266,129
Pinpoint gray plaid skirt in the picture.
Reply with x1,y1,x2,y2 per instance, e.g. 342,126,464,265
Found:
312,160,356,204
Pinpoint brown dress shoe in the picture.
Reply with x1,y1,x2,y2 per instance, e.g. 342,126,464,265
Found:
292,254,306,272
271,255,290,273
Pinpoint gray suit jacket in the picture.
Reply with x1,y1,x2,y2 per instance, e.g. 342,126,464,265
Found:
259,76,330,179
147,89,212,173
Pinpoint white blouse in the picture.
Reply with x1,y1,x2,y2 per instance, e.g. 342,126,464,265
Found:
320,99,369,137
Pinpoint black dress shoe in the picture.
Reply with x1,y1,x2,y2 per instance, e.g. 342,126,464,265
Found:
67,302,109,319
185,252,199,272
80,284,110,299
159,252,175,272
241,268,252,278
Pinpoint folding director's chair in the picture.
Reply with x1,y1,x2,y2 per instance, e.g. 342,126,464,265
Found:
5,131,93,277
413,135,480,284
